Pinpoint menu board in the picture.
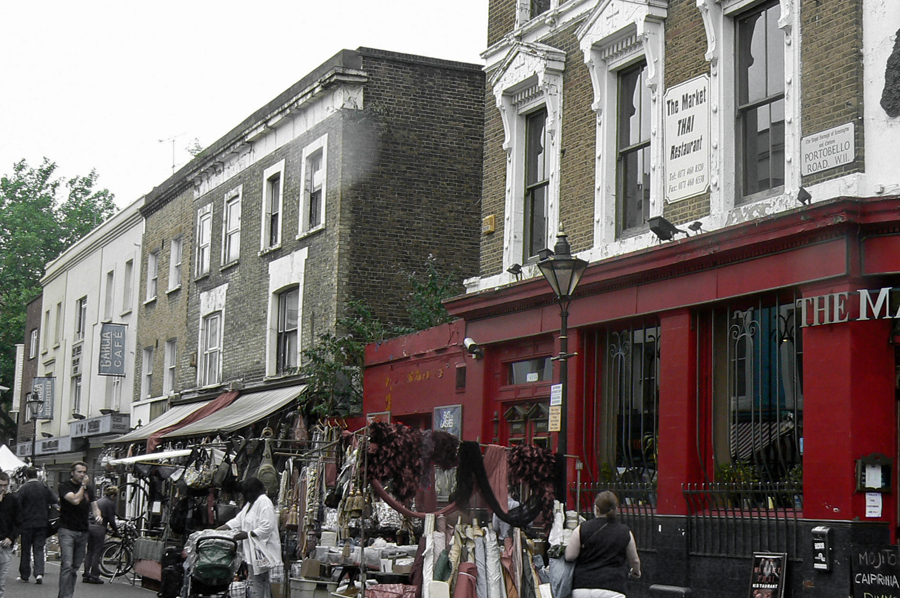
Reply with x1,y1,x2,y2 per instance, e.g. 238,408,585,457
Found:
748,553,787,598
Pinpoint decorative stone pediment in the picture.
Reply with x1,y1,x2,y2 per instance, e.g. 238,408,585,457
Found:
490,41,566,152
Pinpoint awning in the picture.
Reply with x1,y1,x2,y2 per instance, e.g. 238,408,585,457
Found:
111,400,213,444
731,420,795,461
109,448,193,465
161,385,305,439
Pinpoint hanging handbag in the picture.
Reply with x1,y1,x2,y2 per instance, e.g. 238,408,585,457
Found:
256,439,279,497
185,449,214,489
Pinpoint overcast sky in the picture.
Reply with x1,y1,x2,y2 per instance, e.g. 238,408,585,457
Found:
0,1,488,209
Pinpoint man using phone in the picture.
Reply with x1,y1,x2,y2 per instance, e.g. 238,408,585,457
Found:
58,462,101,598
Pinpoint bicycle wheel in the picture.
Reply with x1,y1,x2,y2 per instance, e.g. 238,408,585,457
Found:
99,540,134,577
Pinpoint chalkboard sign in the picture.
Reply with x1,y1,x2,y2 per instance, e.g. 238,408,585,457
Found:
748,553,787,598
851,545,900,598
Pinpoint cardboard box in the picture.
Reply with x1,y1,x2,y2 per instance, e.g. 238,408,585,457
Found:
301,559,323,580
393,563,412,575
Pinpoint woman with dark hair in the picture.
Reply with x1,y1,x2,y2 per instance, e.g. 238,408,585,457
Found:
220,477,282,598
564,491,641,598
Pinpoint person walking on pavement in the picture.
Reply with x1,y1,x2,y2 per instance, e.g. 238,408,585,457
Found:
0,472,20,598
83,486,119,584
16,466,58,585
58,462,102,598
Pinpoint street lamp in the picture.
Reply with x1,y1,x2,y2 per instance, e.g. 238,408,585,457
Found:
25,392,42,464
537,226,588,458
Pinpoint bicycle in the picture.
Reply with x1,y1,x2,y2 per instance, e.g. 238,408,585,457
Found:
98,518,139,578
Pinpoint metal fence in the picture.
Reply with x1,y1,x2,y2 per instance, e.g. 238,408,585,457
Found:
682,482,803,560
577,482,657,551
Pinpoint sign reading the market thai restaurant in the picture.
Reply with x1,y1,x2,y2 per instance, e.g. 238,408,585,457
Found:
98,323,127,377
802,122,855,176
747,553,787,598
664,75,710,203
851,545,900,598
434,404,462,438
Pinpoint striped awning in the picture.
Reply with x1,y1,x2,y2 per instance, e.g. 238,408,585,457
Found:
731,420,795,461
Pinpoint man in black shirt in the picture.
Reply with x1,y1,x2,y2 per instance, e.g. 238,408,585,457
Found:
16,466,58,584
0,472,20,598
57,462,101,598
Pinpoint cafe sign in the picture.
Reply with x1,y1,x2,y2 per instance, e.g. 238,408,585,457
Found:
98,323,127,377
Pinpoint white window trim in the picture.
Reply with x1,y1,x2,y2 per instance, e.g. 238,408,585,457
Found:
198,284,228,388
697,0,800,215
261,160,286,253
163,339,177,395
29,328,38,359
221,185,242,267
168,236,183,293
104,270,115,321
578,0,667,248
122,259,134,315
298,134,328,238
195,204,213,278
142,347,154,399
490,41,565,276
266,248,308,377
145,250,159,303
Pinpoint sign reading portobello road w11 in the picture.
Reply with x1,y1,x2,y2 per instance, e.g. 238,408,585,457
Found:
664,75,710,203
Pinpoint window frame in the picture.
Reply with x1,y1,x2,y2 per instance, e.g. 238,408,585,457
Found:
122,259,134,313
29,328,38,360
168,236,183,292
201,311,222,387
195,205,213,278
734,0,785,204
616,60,652,236
523,108,550,261
71,374,82,415
222,186,242,266
146,249,159,302
261,160,285,252
104,270,115,321
299,135,328,238
275,287,300,375
163,339,177,395
142,346,154,399
74,296,88,342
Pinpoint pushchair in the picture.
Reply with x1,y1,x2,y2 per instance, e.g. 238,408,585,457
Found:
184,534,241,597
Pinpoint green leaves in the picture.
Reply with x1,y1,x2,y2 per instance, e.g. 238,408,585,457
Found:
0,158,117,402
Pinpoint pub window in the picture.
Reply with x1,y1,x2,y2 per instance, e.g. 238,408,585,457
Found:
709,296,803,485
601,322,660,478
508,357,553,385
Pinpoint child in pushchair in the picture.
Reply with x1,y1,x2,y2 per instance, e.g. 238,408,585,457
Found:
183,529,243,597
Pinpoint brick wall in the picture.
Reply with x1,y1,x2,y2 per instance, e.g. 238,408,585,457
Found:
488,0,517,47
342,51,485,328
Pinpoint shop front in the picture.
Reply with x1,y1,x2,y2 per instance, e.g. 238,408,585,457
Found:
365,197,900,598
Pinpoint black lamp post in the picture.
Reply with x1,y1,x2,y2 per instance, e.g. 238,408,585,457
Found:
25,392,42,464
538,227,588,458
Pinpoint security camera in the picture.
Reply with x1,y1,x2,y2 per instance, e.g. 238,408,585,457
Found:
463,337,484,358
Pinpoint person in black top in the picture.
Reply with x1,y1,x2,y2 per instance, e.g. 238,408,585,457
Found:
15,466,58,584
0,471,20,598
57,462,101,598
565,491,641,598
83,486,119,583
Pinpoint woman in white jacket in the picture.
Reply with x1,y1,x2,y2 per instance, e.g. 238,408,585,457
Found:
222,477,283,598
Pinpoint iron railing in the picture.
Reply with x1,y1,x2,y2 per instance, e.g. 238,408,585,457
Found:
578,482,657,551
683,482,803,560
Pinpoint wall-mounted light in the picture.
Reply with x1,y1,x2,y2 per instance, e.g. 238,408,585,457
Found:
41,433,53,438
688,221,704,234
649,216,687,241
797,187,812,205
71,412,86,420
507,263,523,282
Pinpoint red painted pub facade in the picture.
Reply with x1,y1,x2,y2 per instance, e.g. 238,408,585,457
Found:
364,196,900,598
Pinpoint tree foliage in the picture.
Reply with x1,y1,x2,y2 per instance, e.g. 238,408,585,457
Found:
0,158,117,402
301,256,460,418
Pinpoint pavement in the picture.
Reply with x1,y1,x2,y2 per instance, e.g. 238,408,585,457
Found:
5,561,155,598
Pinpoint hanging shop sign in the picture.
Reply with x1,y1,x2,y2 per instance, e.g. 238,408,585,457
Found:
797,287,900,328
70,413,131,438
748,552,787,598
98,323,127,377
664,74,710,203
801,122,855,176
433,404,462,437
851,545,900,598
31,377,54,419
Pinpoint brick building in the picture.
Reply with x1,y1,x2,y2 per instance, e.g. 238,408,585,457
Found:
365,1,900,597
130,48,484,440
